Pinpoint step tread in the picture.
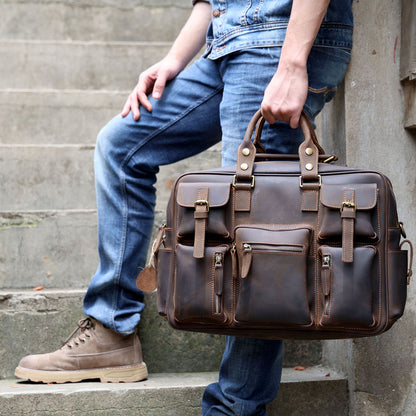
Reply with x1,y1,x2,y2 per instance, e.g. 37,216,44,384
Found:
0,369,349,415
0,367,346,395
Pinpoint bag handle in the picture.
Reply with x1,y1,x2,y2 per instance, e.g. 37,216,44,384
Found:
235,109,326,187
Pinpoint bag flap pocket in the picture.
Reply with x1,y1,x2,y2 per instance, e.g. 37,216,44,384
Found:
176,182,231,208
320,183,377,210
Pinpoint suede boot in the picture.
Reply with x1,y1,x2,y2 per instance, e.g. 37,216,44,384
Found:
15,317,148,383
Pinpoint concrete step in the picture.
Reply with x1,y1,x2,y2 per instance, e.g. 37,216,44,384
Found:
0,209,173,289
0,144,221,211
0,40,170,90
0,290,323,379
0,210,99,289
0,0,191,42
0,89,126,145
0,368,349,415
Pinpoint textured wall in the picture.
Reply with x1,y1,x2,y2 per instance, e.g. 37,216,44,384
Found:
329,0,416,414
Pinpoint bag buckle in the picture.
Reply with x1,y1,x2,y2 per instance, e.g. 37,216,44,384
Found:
232,175,255,188
194,199,209,212
299,175,321,189
340,201,356,214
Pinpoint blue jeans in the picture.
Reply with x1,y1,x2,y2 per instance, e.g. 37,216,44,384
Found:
84,46,350,415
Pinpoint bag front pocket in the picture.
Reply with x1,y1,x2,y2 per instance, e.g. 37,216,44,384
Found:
318,183,379,241
173,244,230,323
234,225,312,326
387,250,408,322
319,245,377,328
176,182,232,240
156,248,172,316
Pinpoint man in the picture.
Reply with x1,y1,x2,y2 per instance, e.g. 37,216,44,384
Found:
15,1,353,414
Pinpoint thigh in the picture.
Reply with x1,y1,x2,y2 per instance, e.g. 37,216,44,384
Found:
97,56,225,171
305,45,351,118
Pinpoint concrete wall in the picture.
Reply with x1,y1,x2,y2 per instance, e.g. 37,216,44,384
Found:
319,0,416,414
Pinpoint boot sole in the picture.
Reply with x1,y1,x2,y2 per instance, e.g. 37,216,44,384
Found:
15,362,148,384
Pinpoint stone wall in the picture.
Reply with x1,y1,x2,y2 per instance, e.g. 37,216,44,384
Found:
319,1,416,414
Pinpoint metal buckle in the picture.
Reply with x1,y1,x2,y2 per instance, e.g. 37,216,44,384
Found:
322,155,336,163
232,175,255,188
340,201,356,214
194,199,209,212
399,221,407,238
299,175,321,189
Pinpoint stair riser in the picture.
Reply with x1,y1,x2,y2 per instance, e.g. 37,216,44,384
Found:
0,146,220,211
0,290,322,379
0,42,170,90
0,3,190,42
0,210,171,289
0,90,126,145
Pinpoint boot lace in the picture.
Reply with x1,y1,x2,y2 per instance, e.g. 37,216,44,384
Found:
62,317,95,349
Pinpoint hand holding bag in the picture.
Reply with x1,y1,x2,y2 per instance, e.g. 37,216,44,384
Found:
138,110,413,340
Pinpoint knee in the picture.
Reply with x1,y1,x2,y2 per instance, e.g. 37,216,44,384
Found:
95,115,130,166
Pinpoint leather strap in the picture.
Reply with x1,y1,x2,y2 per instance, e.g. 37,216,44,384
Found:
234,182,252,212
341,190,356,263
194,187,209,258
234,110,327,214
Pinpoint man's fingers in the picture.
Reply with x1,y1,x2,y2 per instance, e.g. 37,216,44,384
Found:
129,92,141,121
289,112,301,129
121,98,131,118
152,71,168,100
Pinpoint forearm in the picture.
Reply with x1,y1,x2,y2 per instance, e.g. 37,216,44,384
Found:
261,0,330,126
280,0,330,69
165,1,212,70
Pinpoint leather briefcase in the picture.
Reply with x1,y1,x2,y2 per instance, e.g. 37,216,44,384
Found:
138,110,413,340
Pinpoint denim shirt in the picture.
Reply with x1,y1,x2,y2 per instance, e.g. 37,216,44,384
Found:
193,0,353,59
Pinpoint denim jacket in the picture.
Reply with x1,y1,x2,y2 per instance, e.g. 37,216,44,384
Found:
193,0,353,59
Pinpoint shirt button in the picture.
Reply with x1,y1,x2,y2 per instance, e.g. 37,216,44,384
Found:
213,9,221,17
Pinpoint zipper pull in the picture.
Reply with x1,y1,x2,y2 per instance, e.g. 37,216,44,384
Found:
214,252,224,314
241,243,252,279
231,243,238,280
321,254,331,315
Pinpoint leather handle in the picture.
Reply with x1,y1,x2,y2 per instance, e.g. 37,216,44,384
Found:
235,110,326,184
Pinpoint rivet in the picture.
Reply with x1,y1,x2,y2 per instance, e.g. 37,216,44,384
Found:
242,148,250,156
240,163,248,171
305,147,313,156
213,9,221,17
305,163,313,171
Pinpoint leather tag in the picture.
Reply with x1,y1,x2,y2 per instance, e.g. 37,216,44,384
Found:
136,265,157,293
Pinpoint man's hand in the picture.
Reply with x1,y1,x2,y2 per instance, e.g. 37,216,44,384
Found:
121,57,183,121
120,1,211,121
261,61,308,129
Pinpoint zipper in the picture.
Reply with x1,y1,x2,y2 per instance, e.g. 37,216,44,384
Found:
214,252,224,314
240,242,304,279
321,254,331,315
243,243,303,253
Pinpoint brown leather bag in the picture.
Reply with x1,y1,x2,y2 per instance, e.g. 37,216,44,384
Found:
138,110,413,340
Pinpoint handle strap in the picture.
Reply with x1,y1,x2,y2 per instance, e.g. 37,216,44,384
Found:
235,110,326,186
